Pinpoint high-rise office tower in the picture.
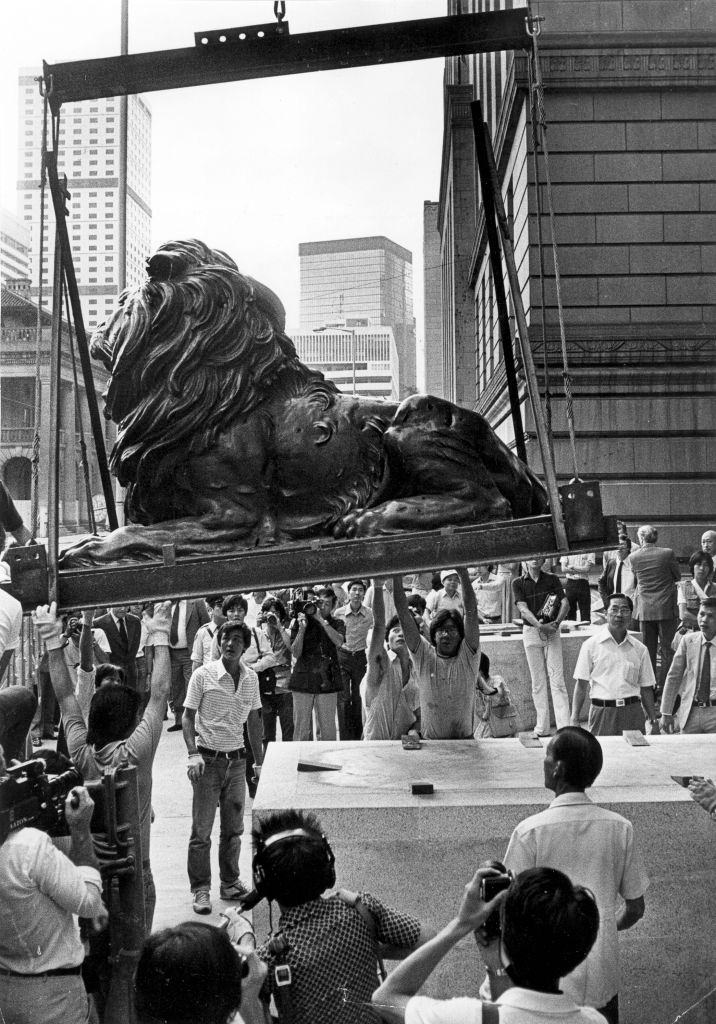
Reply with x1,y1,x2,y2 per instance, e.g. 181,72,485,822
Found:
298,236,416,398
0,208,31,285
16,69,151,333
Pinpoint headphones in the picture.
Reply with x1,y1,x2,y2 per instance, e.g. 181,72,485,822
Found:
252,828,336,902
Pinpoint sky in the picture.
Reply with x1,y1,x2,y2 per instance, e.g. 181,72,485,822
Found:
1,1,448,378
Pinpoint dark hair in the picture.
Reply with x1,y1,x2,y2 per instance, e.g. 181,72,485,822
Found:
94,662,127,689
253,809,333,907
216,621,252,650
700,596,716,611
261,596,288,622
502,867,600,987
479,652,490,678
221,594,248,616
549,726,603,789
606,592,633,613
617,534,631,551
315,587,337,608
407,593,427,615
204,594,224,608
689,550,714,575
34,747,78,777
384,614,402,643
347,579,366,593
87,685,141,748
429,609,465,647
134,922,243,1024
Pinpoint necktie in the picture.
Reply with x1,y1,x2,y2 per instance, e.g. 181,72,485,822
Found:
170,603,181,647
697,641,711,704
118,618,128,647
614,561,622,594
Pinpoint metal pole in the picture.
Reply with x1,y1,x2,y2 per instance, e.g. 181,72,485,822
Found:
352,329,356,396
118,0,128,296
472,104,569,551
47,230,63,604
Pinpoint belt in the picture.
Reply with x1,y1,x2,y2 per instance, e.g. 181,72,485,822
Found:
693,700,716,708
0,965,82,978
591,696,640,707
197,745,245,760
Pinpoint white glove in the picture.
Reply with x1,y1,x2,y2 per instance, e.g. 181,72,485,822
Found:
145,600,173,645
33,602,65,650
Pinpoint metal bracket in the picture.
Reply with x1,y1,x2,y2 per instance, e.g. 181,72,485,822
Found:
194,22,290,47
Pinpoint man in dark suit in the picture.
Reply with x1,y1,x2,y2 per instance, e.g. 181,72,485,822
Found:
630,524,681,688
167,599,210,731
598,535,635,610
93,605,142,689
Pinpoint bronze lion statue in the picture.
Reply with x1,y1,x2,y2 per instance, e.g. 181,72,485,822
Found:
61,239,547,566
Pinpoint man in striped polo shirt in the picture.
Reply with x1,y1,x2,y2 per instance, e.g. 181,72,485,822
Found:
183,619,264,915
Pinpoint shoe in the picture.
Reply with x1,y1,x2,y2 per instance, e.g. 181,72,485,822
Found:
192,890,212,915
220,879,249,901
167,723,183,732
219,907,256,947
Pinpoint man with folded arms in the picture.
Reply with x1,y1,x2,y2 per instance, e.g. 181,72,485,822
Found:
570,593,659,735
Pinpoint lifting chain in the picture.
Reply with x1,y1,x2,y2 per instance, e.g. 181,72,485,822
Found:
274,1,286,24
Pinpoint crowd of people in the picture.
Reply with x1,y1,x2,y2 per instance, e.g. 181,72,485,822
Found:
0,498,715,1024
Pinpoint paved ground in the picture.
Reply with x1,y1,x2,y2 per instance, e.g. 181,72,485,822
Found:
149,724,256,932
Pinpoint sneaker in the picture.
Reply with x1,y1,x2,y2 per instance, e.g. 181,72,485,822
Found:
220,879,249,901
192,890,212,915
219,907,256,947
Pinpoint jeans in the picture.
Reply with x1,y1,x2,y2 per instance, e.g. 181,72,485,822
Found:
522,627,570,735
169,647,192,725
641,618,678,689
187,755,246,892
262,691,294,750
0,973,90,1024
292,691,337,741
337,650,366,740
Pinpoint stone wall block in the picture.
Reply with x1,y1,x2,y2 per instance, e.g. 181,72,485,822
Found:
550,183,629,213
667,274,716,303
663,152,716,181
595,152,663,182
628,183,699,212
596,213,663,242
594,90,661,121
598,275,666,305
629,244,701,274
547,121,626,153
623,1,693,31
532,1,623,33
627,121,699,150
664,212,716,242
661,88,714,120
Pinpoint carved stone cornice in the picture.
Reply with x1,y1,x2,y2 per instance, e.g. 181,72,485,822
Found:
514,45,716,90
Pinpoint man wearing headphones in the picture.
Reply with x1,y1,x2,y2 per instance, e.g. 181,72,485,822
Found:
252,809,431,1024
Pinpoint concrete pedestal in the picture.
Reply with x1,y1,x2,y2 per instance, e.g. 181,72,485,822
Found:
254,737,716,1024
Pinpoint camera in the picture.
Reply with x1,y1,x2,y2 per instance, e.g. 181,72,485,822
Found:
291,589,317,619
479,859,514,939
0,758,83,844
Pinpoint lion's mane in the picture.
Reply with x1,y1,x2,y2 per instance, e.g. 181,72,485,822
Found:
92,239,327,523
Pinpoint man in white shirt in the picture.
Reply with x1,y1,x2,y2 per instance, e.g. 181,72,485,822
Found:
426,570,465,620
334,579,374,740
183,620,263,915
502,727,648,1024
191,596,226,671
560,552,596,622
0,747,107,1024
372,863,604,1024
471,564,504,623
570,593,659,735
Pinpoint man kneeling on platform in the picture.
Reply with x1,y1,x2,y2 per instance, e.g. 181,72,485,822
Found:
252,808,432,1024
372,865,604,1024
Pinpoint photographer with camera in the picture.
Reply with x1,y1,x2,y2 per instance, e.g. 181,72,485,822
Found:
372,865,603,1024
0,744,107,1024
134,921,270,1024
289,587,345,741
252,597,294,750
252,808,431,1024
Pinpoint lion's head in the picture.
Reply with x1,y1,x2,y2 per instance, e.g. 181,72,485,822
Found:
92,239,325,523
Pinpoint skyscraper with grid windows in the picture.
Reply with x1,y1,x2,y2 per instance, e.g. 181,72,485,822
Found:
16,69,151,334
298,236,416,398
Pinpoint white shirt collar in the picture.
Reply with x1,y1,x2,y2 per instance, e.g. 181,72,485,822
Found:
497,986,583,1015
550,791,594,808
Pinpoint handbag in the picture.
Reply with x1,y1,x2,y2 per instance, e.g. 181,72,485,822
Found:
486,685,518,738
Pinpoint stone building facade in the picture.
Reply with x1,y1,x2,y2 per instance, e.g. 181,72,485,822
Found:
435,0,715,554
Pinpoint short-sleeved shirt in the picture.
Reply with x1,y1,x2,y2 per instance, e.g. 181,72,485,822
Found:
334,603,374,653
191,622,219,666
472,574,503,619
426,588,464,620
409,635,480,739
406,987,607,1024
184,657,261,750
362,650,420,741
504,792,649,1007
573,626,656,700
257,892,421,1024
64,702,164,862
512,571,565,620
0,588,22,656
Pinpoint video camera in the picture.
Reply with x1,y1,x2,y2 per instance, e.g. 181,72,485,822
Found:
289,588,317,619
0,757,83,844
479,859,514,938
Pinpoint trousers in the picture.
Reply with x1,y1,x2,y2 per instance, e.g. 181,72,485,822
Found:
522,627,570,735
640,618,678,688
292,691,337,741
337,650,366,740
187,755,245,892
0,972,90,1024
169,647,192,725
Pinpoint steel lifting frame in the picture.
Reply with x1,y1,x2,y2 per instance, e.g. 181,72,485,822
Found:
7,7,617,612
